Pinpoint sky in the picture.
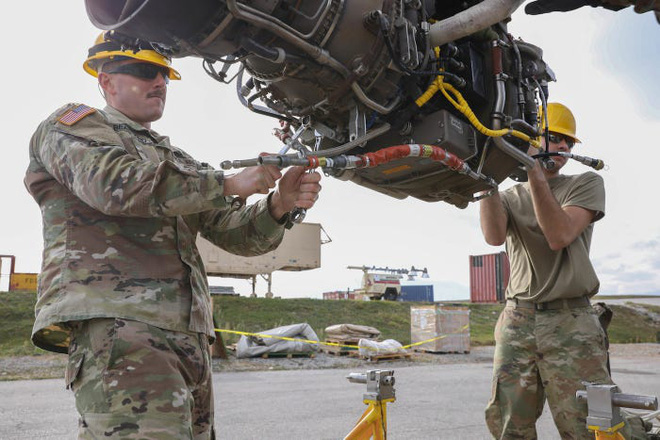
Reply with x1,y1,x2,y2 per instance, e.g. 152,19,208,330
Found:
1,3,659,299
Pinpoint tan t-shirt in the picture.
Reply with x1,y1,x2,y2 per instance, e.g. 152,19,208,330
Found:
501,172,605,302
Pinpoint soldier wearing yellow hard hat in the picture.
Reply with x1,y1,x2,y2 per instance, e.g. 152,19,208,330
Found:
25,29,322,439
83,30,181,80
479,104,649,438
478,101,610,438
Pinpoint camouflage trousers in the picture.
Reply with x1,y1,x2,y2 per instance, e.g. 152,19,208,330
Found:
66,318,214,439
485,305,612,439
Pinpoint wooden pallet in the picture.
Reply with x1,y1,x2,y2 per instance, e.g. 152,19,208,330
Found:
361,352,412,363
322,339,360,356
325,338,360,345
322,346,359,357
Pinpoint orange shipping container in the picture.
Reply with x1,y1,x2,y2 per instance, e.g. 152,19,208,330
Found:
469,252,509,303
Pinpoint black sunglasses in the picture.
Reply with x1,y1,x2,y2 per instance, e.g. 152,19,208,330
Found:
106,63,170,83
547,132,575,149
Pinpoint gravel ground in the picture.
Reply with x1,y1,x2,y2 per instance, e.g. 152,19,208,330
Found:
2,343,658,382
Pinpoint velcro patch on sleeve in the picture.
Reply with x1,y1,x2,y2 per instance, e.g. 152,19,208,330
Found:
57,104,96,126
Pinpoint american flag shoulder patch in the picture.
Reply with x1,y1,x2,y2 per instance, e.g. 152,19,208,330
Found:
57,104,96,126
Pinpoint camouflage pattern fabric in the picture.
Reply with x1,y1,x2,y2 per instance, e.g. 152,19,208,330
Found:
485,305,650,439
25,103,285,353
485,305,611,439
67,318,214,439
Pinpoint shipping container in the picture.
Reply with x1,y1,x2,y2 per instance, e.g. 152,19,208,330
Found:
469,252,509,303
399,284,434,302
411,305,470,353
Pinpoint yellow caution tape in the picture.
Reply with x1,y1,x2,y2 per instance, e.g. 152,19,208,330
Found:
401,324,470,349
213,324,470,352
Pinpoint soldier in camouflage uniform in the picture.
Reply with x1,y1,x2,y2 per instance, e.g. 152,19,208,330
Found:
24,31,322,439
479,103,648,439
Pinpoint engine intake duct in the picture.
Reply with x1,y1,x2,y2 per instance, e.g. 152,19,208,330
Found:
85,0,226,47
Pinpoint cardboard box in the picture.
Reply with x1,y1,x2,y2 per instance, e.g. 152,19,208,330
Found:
411,305,470,353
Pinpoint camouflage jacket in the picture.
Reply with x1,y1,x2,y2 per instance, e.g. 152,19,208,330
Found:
25,104,285,353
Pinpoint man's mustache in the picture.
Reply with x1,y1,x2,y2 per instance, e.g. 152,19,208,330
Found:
147,90,166,99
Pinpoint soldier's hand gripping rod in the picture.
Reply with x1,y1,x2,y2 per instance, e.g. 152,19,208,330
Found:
275,122,311,225
287,148,309,225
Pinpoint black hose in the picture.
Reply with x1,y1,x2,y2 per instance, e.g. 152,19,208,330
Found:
240,37,305,64
234,67,296,123
511,119,538,138
378,12,464,84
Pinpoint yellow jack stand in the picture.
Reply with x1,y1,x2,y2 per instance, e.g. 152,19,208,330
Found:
344,370,396,440
577,383,657,440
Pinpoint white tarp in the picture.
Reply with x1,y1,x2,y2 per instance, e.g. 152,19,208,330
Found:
236,323,320,358
324,323,381,341
358,339,407,357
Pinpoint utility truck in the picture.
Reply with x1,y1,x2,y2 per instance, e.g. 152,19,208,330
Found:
347,266,428,301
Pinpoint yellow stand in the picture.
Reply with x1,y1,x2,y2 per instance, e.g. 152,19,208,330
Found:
590,422,626,440
344,370,396,440
344,397,395,440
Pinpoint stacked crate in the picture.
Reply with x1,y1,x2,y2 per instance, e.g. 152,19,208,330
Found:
411,305,470,353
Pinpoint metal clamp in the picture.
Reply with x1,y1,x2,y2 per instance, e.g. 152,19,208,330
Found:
576,383,658,431
346,369,396,402
277,120,316,225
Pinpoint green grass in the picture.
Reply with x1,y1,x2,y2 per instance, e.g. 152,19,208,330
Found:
464,303,506,346
2,292,659,356
605,302,660,343
0,292,46,356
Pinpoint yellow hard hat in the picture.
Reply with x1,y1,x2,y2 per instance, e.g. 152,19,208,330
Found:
539,102,580,143
83,31,181,80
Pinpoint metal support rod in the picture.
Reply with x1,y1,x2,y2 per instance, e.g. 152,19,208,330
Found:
428,0,526,47
576,390,658,411
491,67,535,170
220,124,391,170
346,373,367,384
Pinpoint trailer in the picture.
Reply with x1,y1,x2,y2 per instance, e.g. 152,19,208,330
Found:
197,222,326,297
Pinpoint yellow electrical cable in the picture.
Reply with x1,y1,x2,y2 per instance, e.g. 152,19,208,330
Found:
414,47,540,148
439,79,540,147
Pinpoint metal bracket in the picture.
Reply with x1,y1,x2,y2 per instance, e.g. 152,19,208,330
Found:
348,106,367,143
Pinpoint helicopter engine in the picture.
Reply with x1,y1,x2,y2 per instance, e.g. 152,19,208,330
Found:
85,0,557,207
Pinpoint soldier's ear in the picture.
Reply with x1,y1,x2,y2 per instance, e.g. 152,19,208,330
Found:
98,73,114,97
